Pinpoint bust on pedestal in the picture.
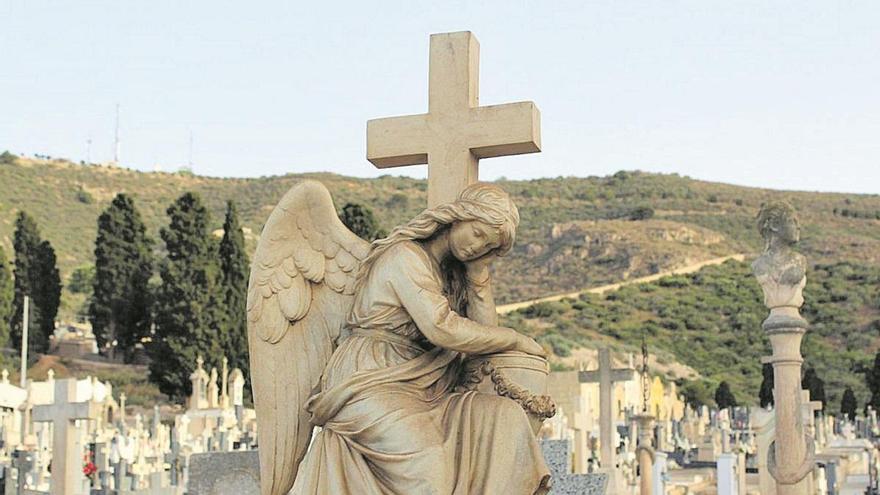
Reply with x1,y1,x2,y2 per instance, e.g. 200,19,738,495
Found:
752,201,814,495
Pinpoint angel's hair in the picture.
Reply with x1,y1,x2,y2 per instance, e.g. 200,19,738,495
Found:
354,183,520,315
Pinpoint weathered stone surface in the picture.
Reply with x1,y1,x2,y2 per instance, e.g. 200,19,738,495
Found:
188,450,260,495
541,439,608,495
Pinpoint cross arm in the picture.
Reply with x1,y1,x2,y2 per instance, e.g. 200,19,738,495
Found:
366,114,431,168
467,102,541,159
578,368,636,384
33,401,101,422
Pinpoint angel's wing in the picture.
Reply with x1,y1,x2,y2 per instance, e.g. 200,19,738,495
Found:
247,180,370,495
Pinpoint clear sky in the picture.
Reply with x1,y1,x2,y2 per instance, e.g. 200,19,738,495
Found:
2,1,878,194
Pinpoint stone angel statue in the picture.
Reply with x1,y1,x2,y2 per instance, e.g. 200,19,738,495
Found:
248,181,553,495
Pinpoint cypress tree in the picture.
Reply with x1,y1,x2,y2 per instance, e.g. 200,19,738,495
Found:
90,194,154,361
218,201,250,378
339,203,387,241
715,381,737,410
0,246,13,348
841,387,858,421
149,192,223,400
759,363,774,408
31,241,62,351
11,212,55,353
867,351,880,410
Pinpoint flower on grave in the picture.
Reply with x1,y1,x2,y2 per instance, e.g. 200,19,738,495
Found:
83,455,97,478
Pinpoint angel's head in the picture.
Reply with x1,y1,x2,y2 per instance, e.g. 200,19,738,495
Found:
355,183,519,310
435,183,520,261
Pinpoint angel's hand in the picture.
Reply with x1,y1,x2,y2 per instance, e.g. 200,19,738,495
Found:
513,334,547,358
465,253,495,284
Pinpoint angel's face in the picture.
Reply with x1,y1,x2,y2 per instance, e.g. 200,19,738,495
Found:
448,220,502,262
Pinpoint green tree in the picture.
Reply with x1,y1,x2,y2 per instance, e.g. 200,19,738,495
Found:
89,194,154,360
0,151,17,165
628,206,655,221
11,212,40,348
32,241,62,350
11,212,59,353
149,192,223,400
68,265,95,294
0,246,13,348
679,378,714,408
867,351,880,410
841,387,857,421
759,363,774,408
339,203,387,241
801,367,826,411
715,381,737,410
218,201,250,378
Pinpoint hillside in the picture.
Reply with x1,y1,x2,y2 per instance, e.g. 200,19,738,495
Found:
502,259,880,409
2,156,878,321
1,155,878,410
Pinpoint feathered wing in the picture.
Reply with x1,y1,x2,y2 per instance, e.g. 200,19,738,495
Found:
247,180,370,495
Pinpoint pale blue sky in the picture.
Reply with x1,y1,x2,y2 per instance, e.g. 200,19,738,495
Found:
2,1,878,194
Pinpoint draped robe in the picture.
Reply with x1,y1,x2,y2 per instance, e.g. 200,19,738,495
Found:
292,241,550,494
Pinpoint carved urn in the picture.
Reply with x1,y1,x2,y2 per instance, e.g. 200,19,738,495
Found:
460,351,557,434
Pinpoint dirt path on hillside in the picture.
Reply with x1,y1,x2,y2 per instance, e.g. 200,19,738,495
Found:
496,253,746,314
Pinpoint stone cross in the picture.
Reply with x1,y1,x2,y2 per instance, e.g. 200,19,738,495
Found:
32,378,100,495
367,31,541,207
579,348,635,469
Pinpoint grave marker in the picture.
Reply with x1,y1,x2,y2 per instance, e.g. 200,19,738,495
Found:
367,31,541,207
32,378,100,495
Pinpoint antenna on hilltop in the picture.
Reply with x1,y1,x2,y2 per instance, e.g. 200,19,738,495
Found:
113,103,121,164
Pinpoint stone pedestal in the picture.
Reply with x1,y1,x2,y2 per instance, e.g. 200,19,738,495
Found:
635,414,655,495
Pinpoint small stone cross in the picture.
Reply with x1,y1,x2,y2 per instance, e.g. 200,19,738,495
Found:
367,31,541,207
579,348,635,469
33,378,100,495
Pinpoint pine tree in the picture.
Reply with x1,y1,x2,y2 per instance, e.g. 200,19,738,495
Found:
759,363,774,408
218,201,250,378
339,203,387,241
867,351,880,410
715,381,737,410
0,246,13,348
90,194,154,361
11,212,59,353
841,387,858,421
801,367,826,411
149,192,224,400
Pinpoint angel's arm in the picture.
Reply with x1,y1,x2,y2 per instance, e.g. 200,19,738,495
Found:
384,245,528,355
464,261,498,326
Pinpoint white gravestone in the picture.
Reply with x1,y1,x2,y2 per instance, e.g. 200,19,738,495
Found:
32,378,100,495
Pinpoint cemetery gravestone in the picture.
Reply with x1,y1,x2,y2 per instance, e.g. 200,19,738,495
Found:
32,378,100,495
